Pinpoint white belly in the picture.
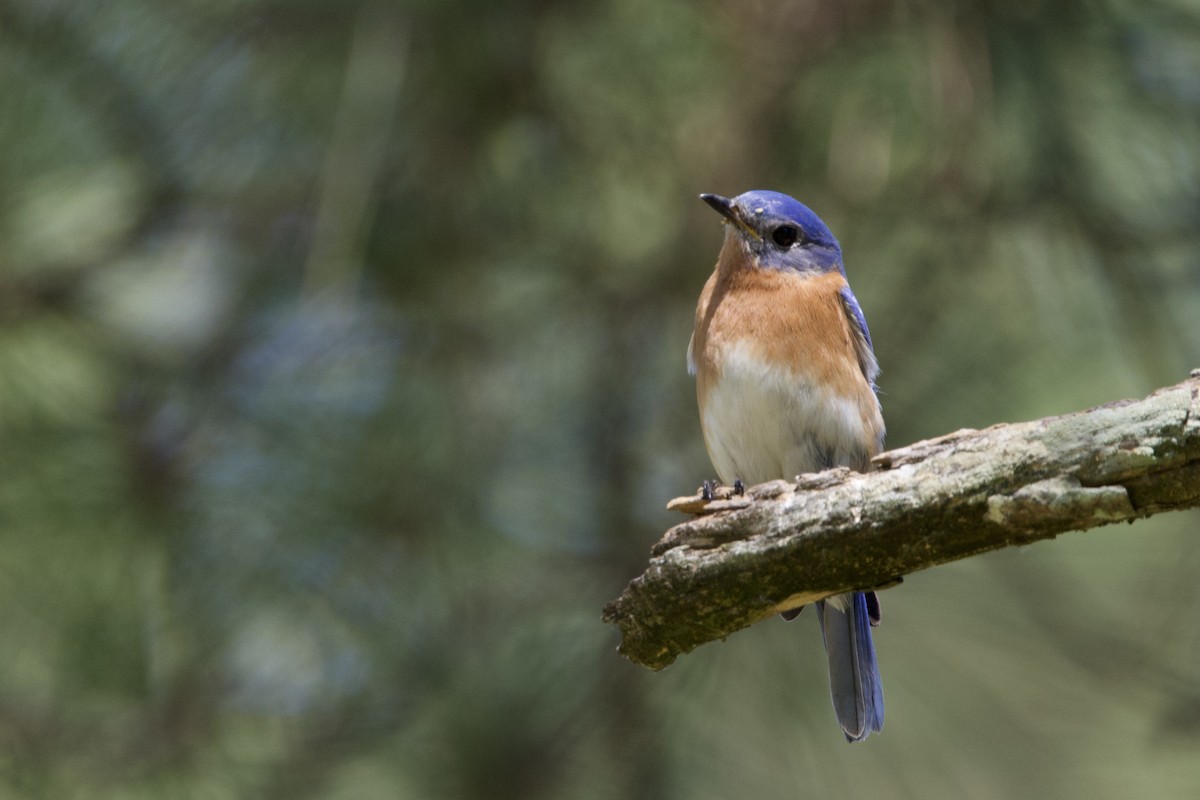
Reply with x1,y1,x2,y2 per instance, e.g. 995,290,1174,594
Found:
701,341,876,484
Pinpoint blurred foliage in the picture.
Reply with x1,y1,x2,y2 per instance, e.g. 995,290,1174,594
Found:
0,0,1199,797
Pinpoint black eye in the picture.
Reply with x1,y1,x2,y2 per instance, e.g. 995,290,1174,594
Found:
771,225,800,248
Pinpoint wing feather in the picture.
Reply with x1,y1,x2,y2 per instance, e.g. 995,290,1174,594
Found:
838,286,878,388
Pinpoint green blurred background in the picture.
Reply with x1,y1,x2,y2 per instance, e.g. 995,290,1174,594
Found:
1,0,1199,797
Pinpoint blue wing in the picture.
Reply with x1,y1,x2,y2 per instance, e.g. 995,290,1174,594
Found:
838,285,879,388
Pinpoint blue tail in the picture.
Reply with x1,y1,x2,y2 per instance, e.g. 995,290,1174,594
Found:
816,592,884,742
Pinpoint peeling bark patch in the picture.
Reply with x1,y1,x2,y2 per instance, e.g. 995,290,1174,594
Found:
986,477,1134,528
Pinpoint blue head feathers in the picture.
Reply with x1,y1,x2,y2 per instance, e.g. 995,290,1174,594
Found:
700,190,844,275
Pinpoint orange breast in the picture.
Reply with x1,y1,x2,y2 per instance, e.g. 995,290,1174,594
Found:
691,257,884,480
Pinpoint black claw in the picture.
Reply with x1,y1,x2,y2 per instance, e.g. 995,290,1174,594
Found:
780,607,804,621
733,478,745,495
701,480,716,501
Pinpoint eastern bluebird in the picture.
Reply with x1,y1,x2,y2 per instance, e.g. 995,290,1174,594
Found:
689,190,885,741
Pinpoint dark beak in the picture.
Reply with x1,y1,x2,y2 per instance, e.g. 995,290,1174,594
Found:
700,193,737,222
699,193,761,240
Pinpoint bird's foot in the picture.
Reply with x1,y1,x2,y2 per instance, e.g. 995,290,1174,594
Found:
865,591,881,627
666,479,753,516
701,478,744,500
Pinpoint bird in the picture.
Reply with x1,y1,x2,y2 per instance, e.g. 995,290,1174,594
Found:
688,189,885,741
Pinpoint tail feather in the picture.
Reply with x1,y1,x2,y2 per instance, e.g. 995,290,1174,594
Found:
816,592,884,742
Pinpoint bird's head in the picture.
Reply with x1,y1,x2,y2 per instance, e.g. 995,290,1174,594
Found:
700,190,843,275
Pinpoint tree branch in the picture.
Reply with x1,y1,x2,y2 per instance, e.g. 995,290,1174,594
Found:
603,372,1200,670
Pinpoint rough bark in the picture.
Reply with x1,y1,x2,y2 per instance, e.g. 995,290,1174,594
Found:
603,372,1200,671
